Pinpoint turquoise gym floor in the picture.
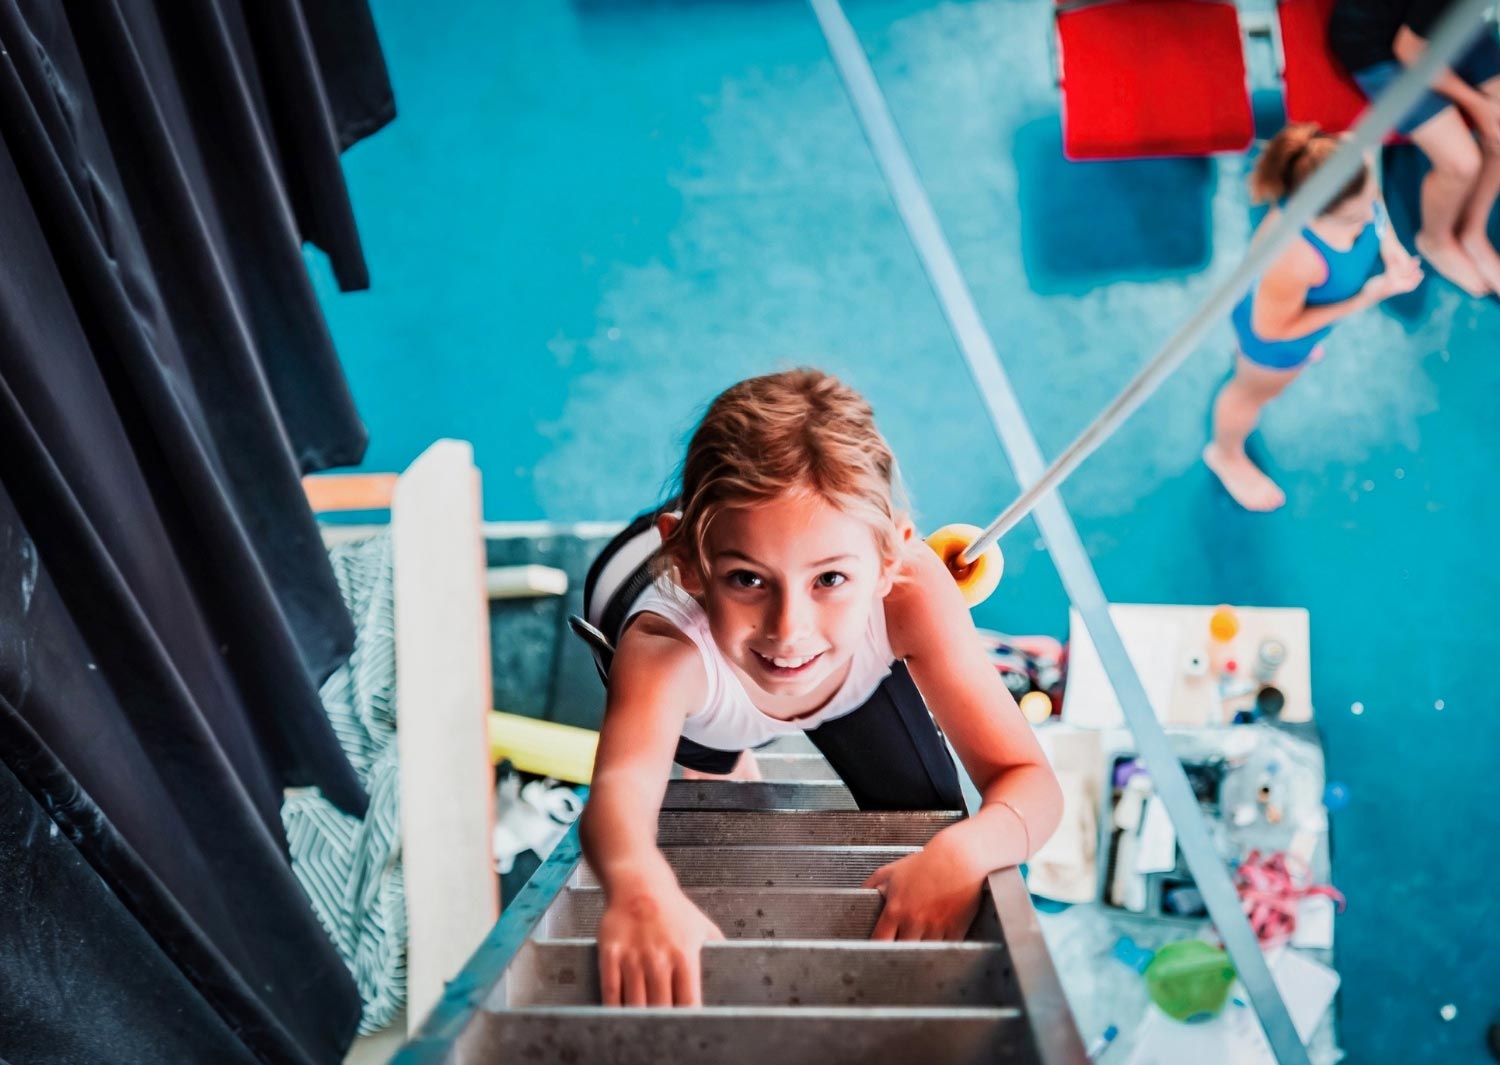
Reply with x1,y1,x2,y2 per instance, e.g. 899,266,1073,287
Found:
311,1,1500,1060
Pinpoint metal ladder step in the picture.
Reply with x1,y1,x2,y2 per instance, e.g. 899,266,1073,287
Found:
455,1006,1029,1065
663,779,857,810
505,939,1018,1008
574,845,916,888
753,752,841,780
755,732,820,754
655,809,961,846
541,887,886,940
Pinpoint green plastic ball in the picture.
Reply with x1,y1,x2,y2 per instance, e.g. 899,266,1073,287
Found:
1144,941,1237,1023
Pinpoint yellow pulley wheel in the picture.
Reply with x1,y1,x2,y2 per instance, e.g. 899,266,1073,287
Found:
1019,690,1054,724
925,523,1004,607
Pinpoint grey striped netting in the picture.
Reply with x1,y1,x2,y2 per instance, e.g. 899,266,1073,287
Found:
282,530,406,1034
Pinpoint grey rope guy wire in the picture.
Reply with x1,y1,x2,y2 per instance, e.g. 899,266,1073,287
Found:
959,0,1496,566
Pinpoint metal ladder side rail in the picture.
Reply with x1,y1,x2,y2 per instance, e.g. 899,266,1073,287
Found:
390,823,585,1065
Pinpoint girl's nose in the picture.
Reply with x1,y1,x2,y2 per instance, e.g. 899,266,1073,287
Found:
767,591,813,643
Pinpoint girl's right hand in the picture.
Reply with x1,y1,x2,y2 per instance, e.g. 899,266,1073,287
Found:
1364,259,1424,302
597,885,725,1006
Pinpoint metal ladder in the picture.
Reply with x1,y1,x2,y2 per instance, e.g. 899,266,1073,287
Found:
392,733,1087,1065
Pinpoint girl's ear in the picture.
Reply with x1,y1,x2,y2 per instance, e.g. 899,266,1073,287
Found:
678,564,705,597
878,521,914,598
656,512,705,596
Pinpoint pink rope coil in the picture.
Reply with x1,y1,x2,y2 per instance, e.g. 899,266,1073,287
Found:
1234,850,1346,947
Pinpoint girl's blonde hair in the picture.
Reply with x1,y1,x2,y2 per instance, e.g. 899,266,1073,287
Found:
1250,123,1369,214
660,369,908,582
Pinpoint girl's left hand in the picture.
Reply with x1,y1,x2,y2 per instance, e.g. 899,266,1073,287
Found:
863,836,988,941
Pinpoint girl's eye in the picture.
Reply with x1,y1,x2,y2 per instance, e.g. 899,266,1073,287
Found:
727,570,764,589
815,571,847,589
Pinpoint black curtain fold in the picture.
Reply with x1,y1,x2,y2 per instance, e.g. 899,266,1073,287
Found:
0,685,326,1065
0,743,267,1065
0,1,396,1062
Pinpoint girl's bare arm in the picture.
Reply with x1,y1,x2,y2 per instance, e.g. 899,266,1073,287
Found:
890,546,1063,870
865,546,1062,940
579,617,723,1004
1251,246,1380,340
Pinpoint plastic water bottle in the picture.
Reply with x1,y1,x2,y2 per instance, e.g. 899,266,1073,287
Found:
1254,638,1286,683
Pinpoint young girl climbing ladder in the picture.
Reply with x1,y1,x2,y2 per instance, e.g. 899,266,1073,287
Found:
578,368,1063,1006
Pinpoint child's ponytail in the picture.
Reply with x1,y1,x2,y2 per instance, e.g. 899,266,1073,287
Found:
1250,122,1370,215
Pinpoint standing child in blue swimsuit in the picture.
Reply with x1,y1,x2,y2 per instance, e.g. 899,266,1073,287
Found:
1205,123,1424,511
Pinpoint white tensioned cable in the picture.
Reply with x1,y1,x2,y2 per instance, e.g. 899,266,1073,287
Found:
809,1,1490,1062
957,0,1495,567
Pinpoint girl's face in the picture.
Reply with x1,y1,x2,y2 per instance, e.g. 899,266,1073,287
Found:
680,492,897,704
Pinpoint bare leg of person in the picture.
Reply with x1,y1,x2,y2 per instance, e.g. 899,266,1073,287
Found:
1458,77,1500,293
1410,107,1489,296
1203,355,1303,512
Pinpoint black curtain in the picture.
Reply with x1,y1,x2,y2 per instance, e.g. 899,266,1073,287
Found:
0,1,394,1063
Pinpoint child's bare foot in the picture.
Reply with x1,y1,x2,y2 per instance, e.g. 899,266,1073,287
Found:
1203,444,1286,512
1415,232,1490,297
1458,230,1500,295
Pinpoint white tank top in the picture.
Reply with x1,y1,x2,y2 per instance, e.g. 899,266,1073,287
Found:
626,579,897,751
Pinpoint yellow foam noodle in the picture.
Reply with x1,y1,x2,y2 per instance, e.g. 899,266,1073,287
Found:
487,711,598,784
924,522,1005,607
